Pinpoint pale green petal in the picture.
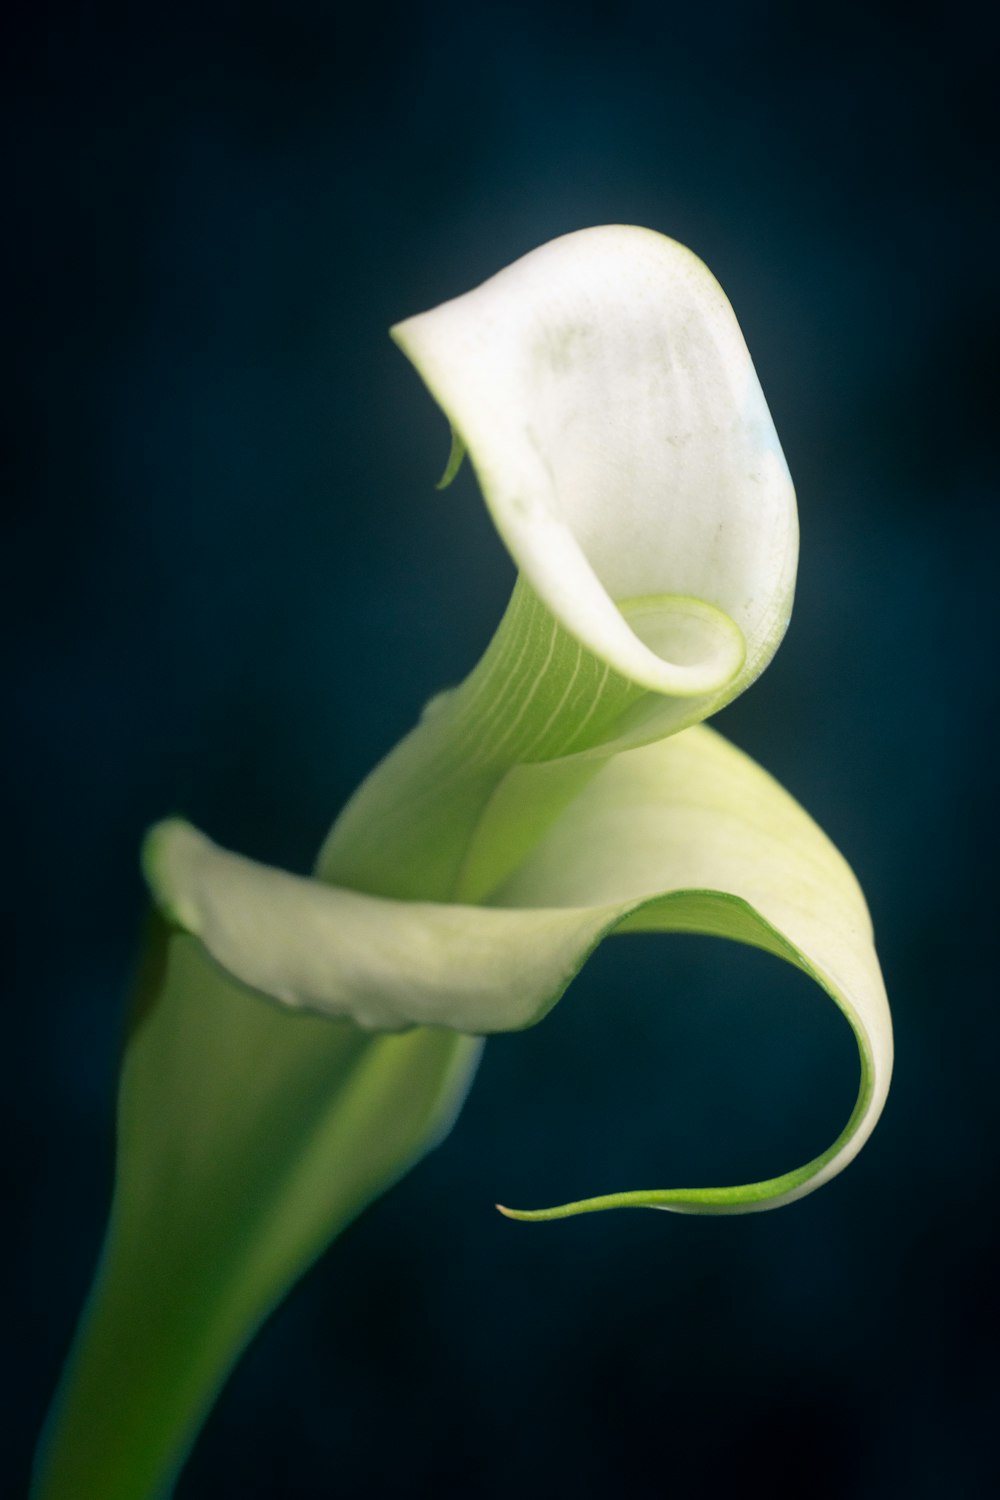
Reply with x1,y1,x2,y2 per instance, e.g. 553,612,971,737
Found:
145,818,614,1033
147,724,890,1219
392,225,797,700
491,725,892,1217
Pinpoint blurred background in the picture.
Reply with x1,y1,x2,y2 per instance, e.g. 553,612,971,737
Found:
7,1,996,1495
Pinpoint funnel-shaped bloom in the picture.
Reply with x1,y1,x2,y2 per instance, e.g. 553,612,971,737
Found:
33,228,890,1500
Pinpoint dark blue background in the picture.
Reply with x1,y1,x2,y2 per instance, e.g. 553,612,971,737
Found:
8,2,996,1496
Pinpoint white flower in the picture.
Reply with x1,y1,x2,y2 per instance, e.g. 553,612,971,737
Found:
146,227,890,1217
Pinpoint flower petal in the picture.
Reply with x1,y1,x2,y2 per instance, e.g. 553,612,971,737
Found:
392,225,797,699
145,818,614,1033
491,724,892,1216
146,722,890,1217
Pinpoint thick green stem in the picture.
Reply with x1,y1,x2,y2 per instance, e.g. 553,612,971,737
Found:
32,927,480,1500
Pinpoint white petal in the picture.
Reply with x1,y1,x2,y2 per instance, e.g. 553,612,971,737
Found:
393,226,797,697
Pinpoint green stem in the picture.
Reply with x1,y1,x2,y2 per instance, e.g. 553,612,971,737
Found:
32,927,480,1500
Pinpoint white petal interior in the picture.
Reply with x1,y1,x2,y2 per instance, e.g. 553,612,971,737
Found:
618,594,746,697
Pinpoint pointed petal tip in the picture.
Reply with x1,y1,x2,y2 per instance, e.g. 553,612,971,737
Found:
435,427,466,490
494,1201,574,1223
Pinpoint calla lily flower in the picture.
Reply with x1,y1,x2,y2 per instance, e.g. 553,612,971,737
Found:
33,227,891,1500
